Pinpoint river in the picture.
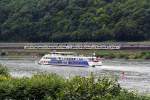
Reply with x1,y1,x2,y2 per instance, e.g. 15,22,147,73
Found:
0,57,150,94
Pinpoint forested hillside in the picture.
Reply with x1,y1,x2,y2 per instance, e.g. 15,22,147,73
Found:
0,0,150,42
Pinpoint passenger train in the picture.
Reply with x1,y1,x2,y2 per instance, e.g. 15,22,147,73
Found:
38,52,102,67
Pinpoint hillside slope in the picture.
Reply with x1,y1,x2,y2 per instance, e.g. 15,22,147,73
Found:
0,0,150,42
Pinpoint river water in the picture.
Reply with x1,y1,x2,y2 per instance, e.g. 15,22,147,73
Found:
0,57,150,94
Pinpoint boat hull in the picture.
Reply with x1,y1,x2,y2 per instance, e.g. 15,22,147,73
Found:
40,63,89,67
39,60,102,67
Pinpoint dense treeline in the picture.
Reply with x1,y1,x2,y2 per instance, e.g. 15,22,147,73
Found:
0,64,150,100
0,0,150,42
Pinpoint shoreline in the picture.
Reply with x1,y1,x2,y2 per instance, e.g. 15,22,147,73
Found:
1,49,150,60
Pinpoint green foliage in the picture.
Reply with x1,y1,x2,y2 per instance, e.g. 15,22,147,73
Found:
0,0,150,42
114,90,150,100
27,74,65,100
96,52,116,59
61,75,121,100
142,52,150,59
95,50,150,60
0,73,65,100
0,64,10,77
0,73,149,100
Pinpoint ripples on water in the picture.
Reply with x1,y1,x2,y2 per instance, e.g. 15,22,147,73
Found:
0,57,150,94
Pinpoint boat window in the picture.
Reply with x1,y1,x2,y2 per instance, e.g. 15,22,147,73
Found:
79,58,83,60
72,58,75,60
45,57,48,59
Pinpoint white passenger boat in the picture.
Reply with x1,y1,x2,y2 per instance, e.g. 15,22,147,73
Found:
38,52,102,67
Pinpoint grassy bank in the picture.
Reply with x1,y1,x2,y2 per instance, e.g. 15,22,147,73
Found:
1,49,150,60
96,50,150,60
0,64,150,100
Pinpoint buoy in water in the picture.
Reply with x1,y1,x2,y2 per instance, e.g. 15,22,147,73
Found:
121,71,125,80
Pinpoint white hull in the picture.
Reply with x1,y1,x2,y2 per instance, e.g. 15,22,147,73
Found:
39,60,102,67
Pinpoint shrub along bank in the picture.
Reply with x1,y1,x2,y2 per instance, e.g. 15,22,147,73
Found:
0,64,150,100
0,64,10,77
96,51,150,59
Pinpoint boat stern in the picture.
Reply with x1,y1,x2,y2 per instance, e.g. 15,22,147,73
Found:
88,61,102,67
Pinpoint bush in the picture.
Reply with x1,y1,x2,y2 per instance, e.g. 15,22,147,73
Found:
115,90,150,100
27,74,65,100
61,75,121,100
9,78,29,100
0,80,12,100
0,64,10,77
0,73,149,100
96,52,116,59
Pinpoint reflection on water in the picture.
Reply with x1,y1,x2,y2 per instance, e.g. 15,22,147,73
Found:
0,57,150,94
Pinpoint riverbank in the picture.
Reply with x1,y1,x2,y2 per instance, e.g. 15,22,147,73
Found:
1,49,150,60
96,50,150,59
0,64,150,100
